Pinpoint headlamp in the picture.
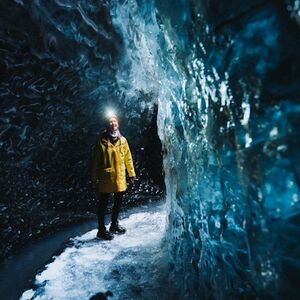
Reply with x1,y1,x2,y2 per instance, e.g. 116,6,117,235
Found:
105,108,118,120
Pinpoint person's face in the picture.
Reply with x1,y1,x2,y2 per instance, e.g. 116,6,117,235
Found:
108,117,119,132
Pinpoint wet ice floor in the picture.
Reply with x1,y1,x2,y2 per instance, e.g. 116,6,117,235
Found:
20,204,168,300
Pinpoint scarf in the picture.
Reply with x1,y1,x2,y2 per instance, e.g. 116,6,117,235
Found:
109,129,121,143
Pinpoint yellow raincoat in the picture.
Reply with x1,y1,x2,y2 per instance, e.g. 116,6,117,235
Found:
91,132,136,193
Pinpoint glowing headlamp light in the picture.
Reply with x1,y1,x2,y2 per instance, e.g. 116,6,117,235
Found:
105,108,118,120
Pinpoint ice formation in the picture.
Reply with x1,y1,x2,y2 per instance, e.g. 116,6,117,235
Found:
1,0,300,299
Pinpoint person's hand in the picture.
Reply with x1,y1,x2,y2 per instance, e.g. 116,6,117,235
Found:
128,177,136,185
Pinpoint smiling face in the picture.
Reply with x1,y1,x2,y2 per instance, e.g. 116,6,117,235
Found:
108,117,119,132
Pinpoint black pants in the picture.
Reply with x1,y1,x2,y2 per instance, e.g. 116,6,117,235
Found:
97,192,124,231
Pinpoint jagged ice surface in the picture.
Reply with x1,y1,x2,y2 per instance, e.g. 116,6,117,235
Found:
108,0,300,298
1,0,300,299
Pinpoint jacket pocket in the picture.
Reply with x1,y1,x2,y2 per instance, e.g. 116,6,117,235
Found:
99,167,113,181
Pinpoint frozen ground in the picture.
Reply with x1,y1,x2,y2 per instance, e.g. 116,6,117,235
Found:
20,204,168,300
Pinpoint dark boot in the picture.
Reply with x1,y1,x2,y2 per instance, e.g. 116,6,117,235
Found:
109,223,126,234
96,229,114,240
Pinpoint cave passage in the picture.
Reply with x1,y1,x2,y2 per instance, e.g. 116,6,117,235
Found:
1,0,300,299
20,203,167,300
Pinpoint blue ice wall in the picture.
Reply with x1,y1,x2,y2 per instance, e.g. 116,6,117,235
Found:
155,1,300,299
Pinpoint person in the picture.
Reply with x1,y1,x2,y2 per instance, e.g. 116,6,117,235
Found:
90,113,136,240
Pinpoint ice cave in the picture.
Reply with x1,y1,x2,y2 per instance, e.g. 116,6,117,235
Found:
0,0,300,299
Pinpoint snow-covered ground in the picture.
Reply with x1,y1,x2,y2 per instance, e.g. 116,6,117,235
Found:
20,204,167,300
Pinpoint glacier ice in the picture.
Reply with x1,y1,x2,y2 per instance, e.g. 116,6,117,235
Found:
1,0,300,299
108,0,300,298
